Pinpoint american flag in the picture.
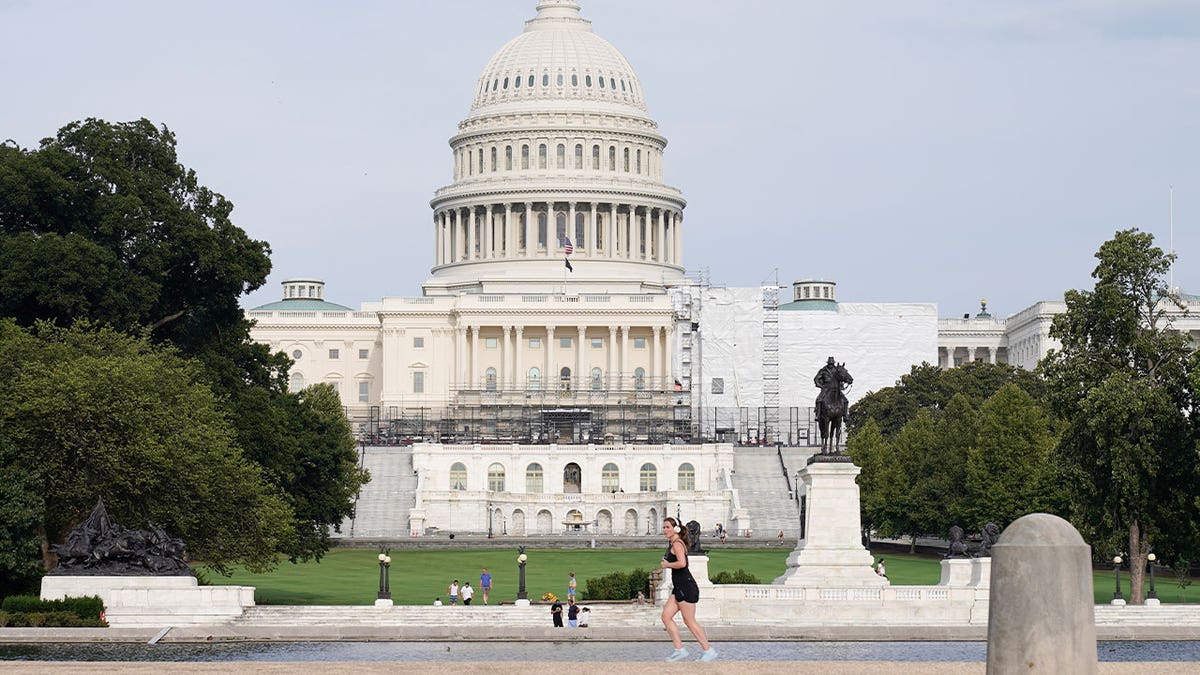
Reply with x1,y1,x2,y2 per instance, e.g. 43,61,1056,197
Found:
563,237,574,255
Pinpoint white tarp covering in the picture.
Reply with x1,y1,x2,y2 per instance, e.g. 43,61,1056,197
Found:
696,287,937,409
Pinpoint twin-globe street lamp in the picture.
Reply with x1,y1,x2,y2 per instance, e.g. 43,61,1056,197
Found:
1112,552,1160,605
516,547,529,606
1111,554,1125,605
376,547,392,606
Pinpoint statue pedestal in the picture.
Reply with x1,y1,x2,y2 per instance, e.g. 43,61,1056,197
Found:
773,456,886,587
940,558,975,586
514,599,531,607
374,598,394,607
41,575,255,627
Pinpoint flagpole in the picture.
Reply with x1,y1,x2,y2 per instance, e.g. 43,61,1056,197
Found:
1170,185,1175,295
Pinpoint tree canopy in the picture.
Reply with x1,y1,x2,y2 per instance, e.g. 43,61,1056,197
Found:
1040,228,1200,604
0,118,368,580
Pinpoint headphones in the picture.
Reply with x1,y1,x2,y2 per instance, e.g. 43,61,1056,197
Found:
673,525,681,534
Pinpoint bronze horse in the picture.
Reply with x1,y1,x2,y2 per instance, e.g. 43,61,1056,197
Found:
816,362,852,453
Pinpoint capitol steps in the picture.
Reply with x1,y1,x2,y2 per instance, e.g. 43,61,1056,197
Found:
338,446,418,539
729,448,799,537
232,604,661,628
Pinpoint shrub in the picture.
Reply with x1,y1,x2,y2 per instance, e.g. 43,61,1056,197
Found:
582,568,650,601
0,610,106,627
710,568,761,584
1,594,105,620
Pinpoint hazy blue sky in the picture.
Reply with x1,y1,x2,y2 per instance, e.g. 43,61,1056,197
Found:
4,0,1198,317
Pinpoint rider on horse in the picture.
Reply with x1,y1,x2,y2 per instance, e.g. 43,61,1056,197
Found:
814,357,848,419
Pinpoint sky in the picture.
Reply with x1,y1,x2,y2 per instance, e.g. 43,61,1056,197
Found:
3,0,1198,318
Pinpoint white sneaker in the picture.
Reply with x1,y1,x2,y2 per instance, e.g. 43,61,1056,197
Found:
699,648,718,662
666,647,690,662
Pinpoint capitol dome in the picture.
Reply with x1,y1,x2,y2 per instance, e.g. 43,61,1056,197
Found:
425,0,686,296
471,0,647,117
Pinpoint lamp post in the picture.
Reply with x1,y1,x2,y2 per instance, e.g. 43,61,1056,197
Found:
516,546,529,607
1147,552,1160,606
676,503,681,523
1111,554,1125,606
488,502,494,539
375,547,392,606
502,514,508,536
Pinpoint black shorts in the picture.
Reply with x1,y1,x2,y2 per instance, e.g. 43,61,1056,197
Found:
672,582,700,604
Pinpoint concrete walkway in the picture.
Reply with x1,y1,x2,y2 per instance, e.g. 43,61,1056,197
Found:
0,663,1196,674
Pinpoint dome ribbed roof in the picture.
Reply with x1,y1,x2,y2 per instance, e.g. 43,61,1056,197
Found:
471,1,647,114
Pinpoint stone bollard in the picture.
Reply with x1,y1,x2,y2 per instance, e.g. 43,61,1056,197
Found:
987,513,1097,674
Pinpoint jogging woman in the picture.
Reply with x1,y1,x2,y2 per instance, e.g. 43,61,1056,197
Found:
660,517,717,661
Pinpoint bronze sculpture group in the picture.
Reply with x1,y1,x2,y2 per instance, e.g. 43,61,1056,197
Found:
50,499,191,576
814,357,853,453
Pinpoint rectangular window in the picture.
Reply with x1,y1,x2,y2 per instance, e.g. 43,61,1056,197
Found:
413,337,425,348
591,338,603,348
712,377,725,394
328,349,340,359
413,372,424,393
358,349,369,359
633,337,647,349
529,338,542,348
559,337,571,348
358,381,369,402
485,337,498,348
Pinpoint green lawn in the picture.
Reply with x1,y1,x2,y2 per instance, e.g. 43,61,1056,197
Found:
198,548,1199,606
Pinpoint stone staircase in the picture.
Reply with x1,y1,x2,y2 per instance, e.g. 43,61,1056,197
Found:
233,604,660,628
339,446,418,538
729,448,799,537
1094,605,1200,625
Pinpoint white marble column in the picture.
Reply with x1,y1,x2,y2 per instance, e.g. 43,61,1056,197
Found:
657,209,666,263
664,324,674,384
469,325,479,389
607,326,617,388
588,203,597,256
674,212,683,265
576,326,586,390
621,325,631,388
515,326,525,387
484,205,493,259
456,326,467,387
524,202,533,258
466,207,476,261
504,204,514,258
545,201,554,258
546,326,557,388
632,206,642,260
606,204,616,259
500,325,510,387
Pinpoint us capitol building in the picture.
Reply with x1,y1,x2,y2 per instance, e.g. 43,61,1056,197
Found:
246,1,1199,538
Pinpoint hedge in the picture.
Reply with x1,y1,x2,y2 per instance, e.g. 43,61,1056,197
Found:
0,610,106,627
1,595,105,620
709,568,762,584
581,568,651,601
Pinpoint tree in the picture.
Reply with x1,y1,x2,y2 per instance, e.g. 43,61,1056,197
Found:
964,384,1059,530
1040,228,1200,604
847,419,907,541
0,320,294,574
0,119,368,565
0,435,45,595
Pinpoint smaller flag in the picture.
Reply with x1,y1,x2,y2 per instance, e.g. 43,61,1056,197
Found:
565,257,574,272
563,237,574,255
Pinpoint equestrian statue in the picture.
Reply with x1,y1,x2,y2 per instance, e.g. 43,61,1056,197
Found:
814,356,853,454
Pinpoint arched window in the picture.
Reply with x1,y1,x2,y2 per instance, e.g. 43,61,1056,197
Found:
528,367,542,390
502,76,509,90
521,144,530,170
598,76,606,89
559,366,571,391
636,149,642,174
557,72,564,86
623,147,630,172
585,74,593,87
677,463,696,491
640,463,657,492
602,463,620,492
575,212,585,245
592,145,600,170
289,372,305,393
514,74,521,89
634,367,646,390
608,146,616,171
555,212,567,244
519,211,528,249
505,146,513,170
490,147,497,172
542,73,549,86
538,143,547,169
485,367,497,391
526,463,544,493
591,367,603,391
563,462,582,493
488,463,506,492
527,74,534,88
574,144,583,169
450,462,468,491
556,143,565,169
478,148,483,174
571,73,578,86
538,212,548,249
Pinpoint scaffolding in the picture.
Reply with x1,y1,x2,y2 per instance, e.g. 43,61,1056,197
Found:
761,278,780,444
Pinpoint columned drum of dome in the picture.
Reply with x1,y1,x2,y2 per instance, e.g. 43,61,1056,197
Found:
425,0,687,296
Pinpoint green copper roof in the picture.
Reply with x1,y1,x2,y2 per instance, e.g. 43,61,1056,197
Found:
779,300,838,311
250,298,353,311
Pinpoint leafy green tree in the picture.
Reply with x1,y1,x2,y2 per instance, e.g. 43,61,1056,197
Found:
0,436,45,595
891,411,946,550
1040,228,1200,604
847,419,908,542
964,384,1059,529
932,393,977,528
0,320,294,574
0,119,369,565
